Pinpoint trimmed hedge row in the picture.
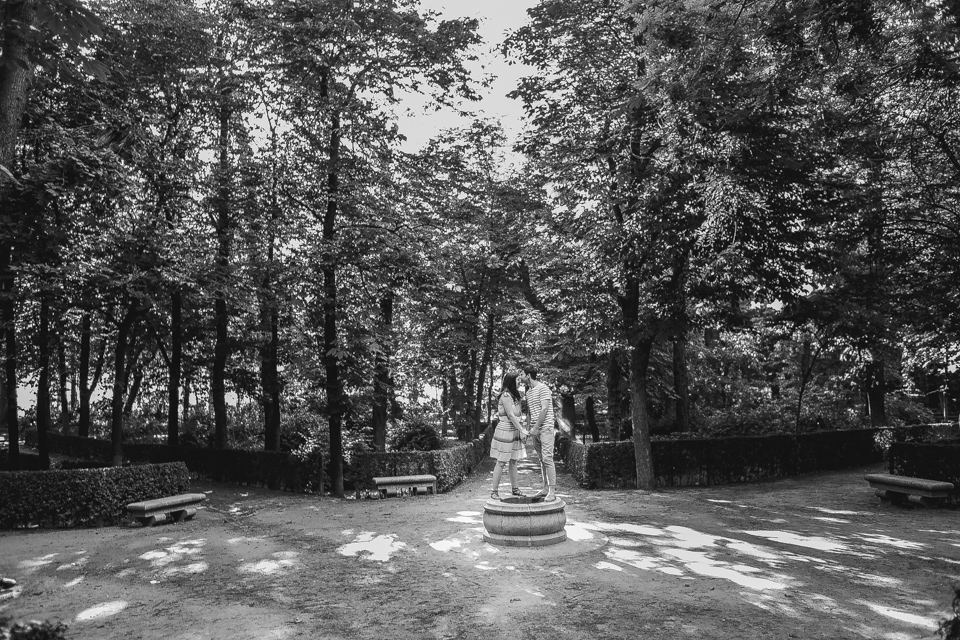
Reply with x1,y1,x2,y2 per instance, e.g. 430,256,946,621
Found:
890,442,960,498
0,462,190,529
24,431,323,493
350,432,491,495
564,426,936,489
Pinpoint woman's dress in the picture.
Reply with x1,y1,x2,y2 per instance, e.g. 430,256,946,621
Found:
490,393,526,462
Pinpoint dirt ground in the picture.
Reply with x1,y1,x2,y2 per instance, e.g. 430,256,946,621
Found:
1,443,958,640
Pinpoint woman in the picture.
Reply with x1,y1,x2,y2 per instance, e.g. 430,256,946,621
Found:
489,371,529,500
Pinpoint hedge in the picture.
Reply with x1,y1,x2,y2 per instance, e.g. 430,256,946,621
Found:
23,431,323,493
889,442,960,499
0,462,190,529
564,425,939,489
350,430,492,495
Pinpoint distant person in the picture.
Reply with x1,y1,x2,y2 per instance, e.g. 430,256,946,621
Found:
520,366,557,502
489,372,528,501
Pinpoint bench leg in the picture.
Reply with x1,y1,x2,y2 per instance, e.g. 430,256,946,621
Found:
172,508,198,522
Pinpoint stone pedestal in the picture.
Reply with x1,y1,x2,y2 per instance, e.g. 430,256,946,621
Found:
482,496,567,547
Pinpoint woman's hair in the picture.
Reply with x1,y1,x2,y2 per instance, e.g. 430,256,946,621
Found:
500,372,521,403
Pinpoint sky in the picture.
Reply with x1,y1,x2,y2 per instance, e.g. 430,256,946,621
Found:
395,0,540,151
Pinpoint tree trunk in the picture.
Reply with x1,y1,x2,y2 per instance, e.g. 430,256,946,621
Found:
3,2,40,470
77,312,105,438
440,378,449,437
795,338,815,433
123,346,152,416
111,304,140,467
1,243,18,469
866,359,887,427
473,313,495,438
585,396,600,441
629,336,656,490
321,70,346,497
560,392,577,440
57,330,70,432
182,375,191,424
672,335,691,432
606,349,625,439
79,312,91,437
36,291,50,468
212,82,232,450
0,0,38,186
371,291,393,453
168,289,182,445
260,289,281,452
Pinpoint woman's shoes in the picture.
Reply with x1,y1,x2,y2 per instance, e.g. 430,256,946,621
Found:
490,490,501,501
511,488,524,497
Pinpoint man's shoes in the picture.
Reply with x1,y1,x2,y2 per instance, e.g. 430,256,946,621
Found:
532,489,549,499
543,494,557,502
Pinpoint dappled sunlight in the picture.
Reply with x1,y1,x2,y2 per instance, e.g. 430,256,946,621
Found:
139,539,206,569
852,533,925,551
75,600,127,622
56,557,88,571
812,516,851,524
807,507,868,516
337,531,407,562
855,599,946,629
63,576,84,587
595,561,623,572
160,562,209,578
238,551,299,576
18,553,58,573
447,510,483,525
742,530,850,553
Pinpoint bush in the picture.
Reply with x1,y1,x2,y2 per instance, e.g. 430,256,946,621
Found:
0,462,190,529
939,585,960,640
564,426,933,489
0,617,68,640
351,429,491,495
390,421,443,452
889,442,960,500
23,431,325,494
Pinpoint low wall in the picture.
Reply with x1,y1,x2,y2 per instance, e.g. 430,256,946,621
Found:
564,425,943,489
23,431,323,493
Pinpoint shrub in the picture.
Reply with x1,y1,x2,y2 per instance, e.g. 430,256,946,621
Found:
0,462,190,529
24,431,325,494
564,426,932,489
939,585,960,640
0,617,68,640
390,420,443,452
350,428,492,495
889,442,960,499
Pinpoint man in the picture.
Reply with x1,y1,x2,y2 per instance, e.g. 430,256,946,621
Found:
520,366,557,502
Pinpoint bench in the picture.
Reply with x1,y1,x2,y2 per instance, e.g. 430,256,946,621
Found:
373,474,437,498
126,493,207,526
864,474,954,508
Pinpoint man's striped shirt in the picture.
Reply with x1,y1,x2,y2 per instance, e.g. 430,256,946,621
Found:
526,381,555,431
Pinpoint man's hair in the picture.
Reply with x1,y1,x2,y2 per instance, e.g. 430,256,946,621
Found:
522,366,538,380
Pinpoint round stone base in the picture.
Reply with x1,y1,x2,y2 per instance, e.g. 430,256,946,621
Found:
482,497,567,547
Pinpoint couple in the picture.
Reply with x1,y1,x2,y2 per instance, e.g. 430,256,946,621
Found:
489,367,557,502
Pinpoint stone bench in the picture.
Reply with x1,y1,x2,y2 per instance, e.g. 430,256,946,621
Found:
126,493,207,526
864,473,954,508
373,474,437,498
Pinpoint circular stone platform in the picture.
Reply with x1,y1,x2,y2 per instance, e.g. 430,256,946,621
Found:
482,496,567,547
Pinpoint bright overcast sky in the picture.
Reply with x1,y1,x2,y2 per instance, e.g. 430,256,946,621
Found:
396,0,540,151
